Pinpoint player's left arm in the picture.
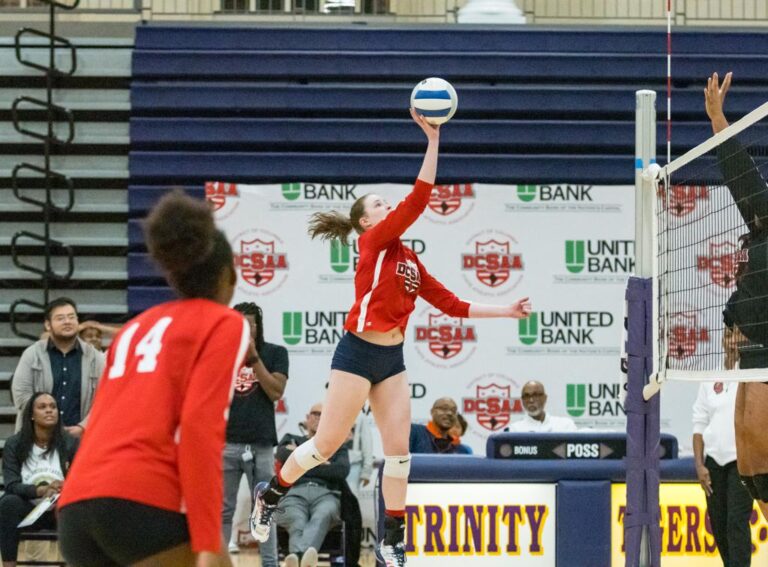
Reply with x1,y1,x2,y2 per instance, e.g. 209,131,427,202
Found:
416,257,531,319
178,314,250,554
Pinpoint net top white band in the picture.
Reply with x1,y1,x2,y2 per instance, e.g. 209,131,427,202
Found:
663,100,768,177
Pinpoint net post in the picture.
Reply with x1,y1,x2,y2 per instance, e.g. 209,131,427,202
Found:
624,90,661,567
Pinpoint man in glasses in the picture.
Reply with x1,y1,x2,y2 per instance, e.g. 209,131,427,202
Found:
12,297,105,436
274,403,350,567
508,381,577,433
409,397,463,454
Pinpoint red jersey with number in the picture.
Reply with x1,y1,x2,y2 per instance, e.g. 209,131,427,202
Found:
344,179,470,334
58,299,250,553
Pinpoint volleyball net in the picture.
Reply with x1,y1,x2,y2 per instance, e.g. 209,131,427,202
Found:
651,100,768,384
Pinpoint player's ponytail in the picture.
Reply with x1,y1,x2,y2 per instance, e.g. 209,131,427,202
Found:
307,194,369,246
144,189,235,299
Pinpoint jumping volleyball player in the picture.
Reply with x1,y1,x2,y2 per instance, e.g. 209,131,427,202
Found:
706,71,768,521
249,109,532,567
57,191,251,567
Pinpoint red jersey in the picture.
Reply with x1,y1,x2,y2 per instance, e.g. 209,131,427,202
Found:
345,179,470,334
58,299,250,553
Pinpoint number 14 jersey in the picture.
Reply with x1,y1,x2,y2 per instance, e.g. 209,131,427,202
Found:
58,298,250,554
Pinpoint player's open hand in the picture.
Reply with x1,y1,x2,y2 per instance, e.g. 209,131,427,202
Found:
509,297,532,319
410,107,440,142
704,71,732,133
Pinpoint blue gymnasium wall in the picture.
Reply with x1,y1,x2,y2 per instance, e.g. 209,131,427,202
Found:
128,25,768,312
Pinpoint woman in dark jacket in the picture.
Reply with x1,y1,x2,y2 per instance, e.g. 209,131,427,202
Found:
0,392,77,566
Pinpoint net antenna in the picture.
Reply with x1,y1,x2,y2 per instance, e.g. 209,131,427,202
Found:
643,99,768,399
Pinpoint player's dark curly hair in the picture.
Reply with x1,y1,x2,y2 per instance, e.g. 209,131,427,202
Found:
307,194,370,246
144,189,235,299
233,302,264,351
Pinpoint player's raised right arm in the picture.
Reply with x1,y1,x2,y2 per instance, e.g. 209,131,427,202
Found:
361,110,440,250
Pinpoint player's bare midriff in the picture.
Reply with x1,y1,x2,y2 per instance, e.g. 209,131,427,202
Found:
353,328,404,346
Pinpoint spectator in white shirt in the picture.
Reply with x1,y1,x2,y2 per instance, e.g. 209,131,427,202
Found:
692,326,753,567
508,381,577,433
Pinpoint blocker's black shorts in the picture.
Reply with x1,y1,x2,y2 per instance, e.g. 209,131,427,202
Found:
331,332,405,384
58,498,190,567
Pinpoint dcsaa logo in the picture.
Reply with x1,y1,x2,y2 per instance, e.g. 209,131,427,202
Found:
428,184,475,216
413,308,477,368
669,312,710,360
463,383,521,431
205,182,239,218
696,240,739,289
666,184,709,218
232,230,289,295
462,232,524,294
397,259,421,293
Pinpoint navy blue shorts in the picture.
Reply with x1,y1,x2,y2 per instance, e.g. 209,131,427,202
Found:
331,332,405,384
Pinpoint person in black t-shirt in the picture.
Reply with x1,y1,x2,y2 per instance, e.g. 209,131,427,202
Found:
706,71,768,522
223,303,288,563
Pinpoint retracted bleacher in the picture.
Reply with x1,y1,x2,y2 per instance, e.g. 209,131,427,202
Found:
128,25,768,313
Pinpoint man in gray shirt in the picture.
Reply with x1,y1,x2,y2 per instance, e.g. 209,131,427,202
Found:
11,298,105,435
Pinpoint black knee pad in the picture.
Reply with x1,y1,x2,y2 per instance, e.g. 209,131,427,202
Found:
741,474,768,502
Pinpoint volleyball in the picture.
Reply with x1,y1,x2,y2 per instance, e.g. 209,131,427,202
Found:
410,77,458,125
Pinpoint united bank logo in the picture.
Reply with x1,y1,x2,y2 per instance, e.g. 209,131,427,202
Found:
461,231,524,294
205,181,239,219
330,239,358,273
282,310,347,347
564,240,634,274
232,229,288,295
696,240,739,290
281,183,358,202
518,311,615,346
669,312,710,360
566,384,586,417
517,184,594,202
566,383,625,418
413,308,477,368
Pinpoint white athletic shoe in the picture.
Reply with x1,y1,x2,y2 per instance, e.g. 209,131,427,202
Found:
284,553,300,567
300,546,318,567
249,481,279,543
376,540,406,567
227,541,239,554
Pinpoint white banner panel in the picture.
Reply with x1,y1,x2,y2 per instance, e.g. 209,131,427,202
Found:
405,482,556,566
206,181,698,457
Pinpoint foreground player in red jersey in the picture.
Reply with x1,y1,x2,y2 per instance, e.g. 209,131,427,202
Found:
57,191,250,567
250,110,531,567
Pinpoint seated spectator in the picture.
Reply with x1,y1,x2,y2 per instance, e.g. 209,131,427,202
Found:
275,403,350,567
448,414,473,455
409,397,462,454
508,381,577,432
0,393,78,567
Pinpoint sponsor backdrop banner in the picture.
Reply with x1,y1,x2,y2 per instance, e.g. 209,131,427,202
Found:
611,483,768,565
206,181,700,455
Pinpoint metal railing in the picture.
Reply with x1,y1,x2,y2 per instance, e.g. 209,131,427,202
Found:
9,0,78,341
0,1,765,28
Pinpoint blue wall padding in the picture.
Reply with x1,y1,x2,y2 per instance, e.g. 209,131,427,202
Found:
557,480,612,567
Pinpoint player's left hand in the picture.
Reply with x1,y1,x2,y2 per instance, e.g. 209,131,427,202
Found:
509,297,532,319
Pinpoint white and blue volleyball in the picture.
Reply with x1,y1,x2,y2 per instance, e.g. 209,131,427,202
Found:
410,77,458,125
